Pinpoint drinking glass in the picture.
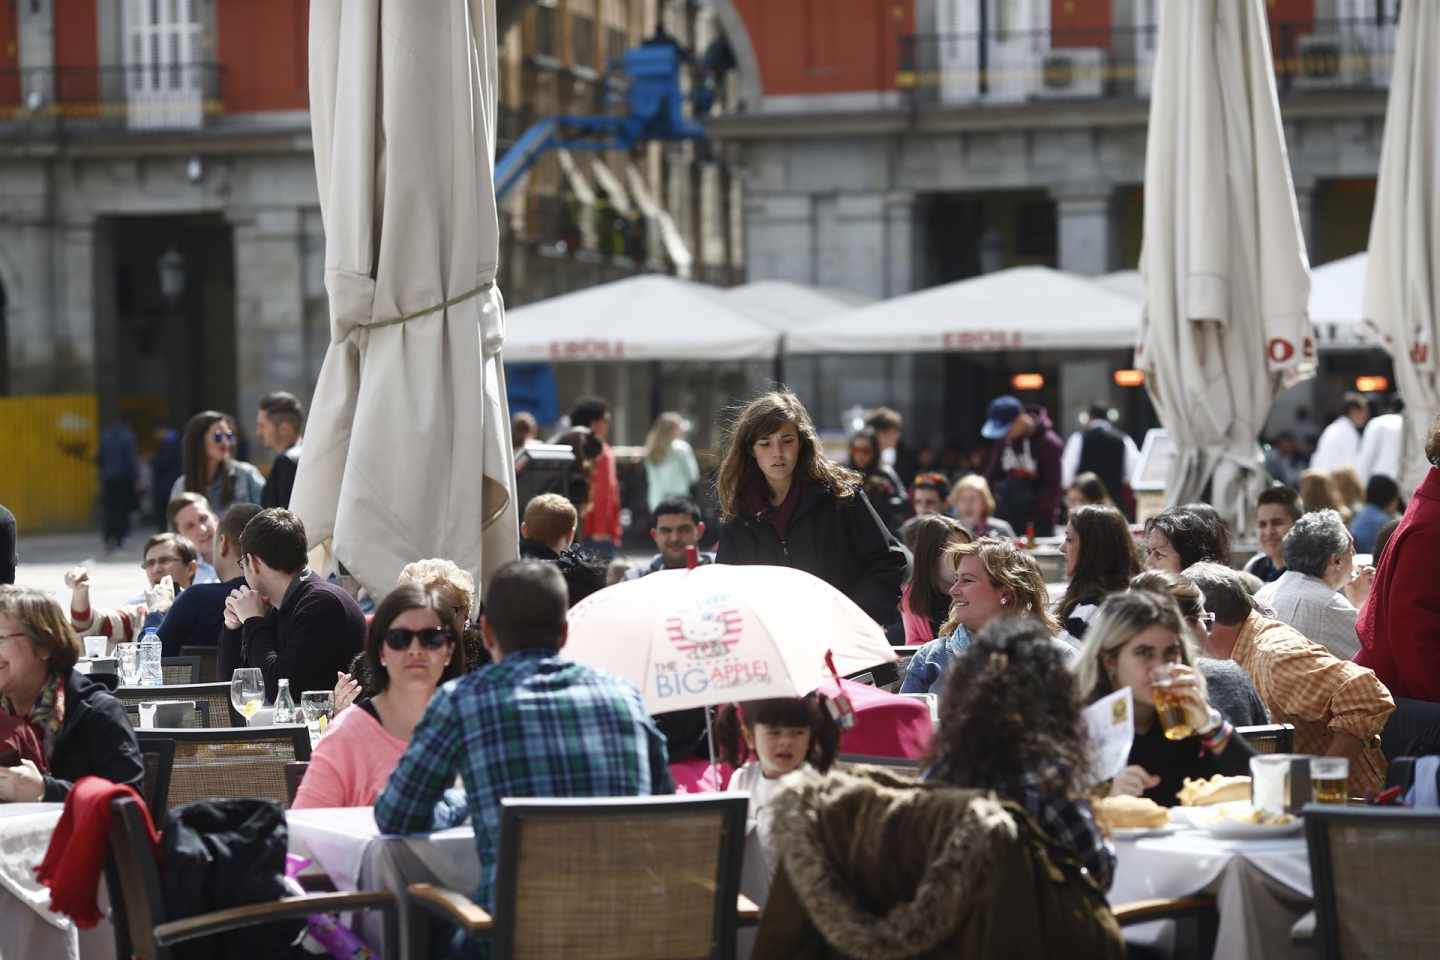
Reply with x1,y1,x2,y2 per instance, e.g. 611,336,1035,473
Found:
116,643,141,686
230,668,265,722
83,635,108,658
1310,756,1350,804
1149,664,1194,741
300,690,334,746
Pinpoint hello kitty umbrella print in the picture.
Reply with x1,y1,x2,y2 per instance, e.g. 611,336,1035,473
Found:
563,563,897,715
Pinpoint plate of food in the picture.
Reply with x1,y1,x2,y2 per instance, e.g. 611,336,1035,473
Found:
1093,796,1187,839
1195,801,1302,839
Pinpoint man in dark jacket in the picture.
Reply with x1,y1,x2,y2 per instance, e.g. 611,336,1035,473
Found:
982,396,1064,537
223,508,364,701
256,392,305,510
1062,404,1140,519
163,503,261,659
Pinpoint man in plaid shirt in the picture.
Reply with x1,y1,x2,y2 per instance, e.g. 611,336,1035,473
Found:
374,560,673,930
1188,562,1395,794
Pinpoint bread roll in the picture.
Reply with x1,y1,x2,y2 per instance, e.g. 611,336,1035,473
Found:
1178,774,1251,806
1094,795,1170,829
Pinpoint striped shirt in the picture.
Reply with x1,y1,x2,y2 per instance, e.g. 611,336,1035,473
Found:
374,648,674,909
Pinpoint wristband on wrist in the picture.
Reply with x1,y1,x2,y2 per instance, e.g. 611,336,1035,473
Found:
1199,720,1233,755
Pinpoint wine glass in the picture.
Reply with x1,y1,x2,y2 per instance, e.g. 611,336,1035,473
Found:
300,690,334,747
230,668,265,723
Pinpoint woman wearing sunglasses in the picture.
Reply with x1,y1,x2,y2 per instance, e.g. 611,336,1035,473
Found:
292,581,465,809
169,410,265,510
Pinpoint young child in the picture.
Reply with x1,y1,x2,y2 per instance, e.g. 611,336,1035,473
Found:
713,694,841,823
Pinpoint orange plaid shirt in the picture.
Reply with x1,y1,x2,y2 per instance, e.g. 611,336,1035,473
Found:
1232,613,1395,795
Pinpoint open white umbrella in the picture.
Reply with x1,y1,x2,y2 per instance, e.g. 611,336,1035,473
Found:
1136,0,1313,531
563,564,896,715
717,281,873,333
502,275,779,362
786,266,1140,354
1364,1,1440,494
294,0,516,598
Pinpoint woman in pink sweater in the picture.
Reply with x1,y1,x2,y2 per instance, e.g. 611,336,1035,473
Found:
292,581,464,809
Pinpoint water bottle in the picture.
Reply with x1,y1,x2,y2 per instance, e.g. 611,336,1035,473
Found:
273,679,297,724
138,627,163,687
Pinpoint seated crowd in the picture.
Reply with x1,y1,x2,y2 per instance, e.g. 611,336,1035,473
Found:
6,390,1440,956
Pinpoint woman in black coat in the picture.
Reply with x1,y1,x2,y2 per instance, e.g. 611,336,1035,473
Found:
0,586,144,802
714,391,908,631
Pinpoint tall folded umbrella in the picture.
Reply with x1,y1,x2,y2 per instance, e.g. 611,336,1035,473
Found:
1136,0,1313,532
1363,1,1440,495
293,0,517,598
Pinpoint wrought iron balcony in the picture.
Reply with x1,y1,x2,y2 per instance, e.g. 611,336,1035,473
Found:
898,15,1399,109
0,63,225,133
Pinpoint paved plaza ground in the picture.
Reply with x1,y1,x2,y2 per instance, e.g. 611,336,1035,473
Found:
13,530,155,613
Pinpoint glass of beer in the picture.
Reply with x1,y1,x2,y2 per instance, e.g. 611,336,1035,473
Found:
1149,664,1195,741
1310,757,1350,804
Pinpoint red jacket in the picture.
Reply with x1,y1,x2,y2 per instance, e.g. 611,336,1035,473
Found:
1356,467,1440,701
36,777,158,928
581,443,623,542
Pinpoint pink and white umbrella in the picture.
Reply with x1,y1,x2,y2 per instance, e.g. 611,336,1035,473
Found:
564,564,896,715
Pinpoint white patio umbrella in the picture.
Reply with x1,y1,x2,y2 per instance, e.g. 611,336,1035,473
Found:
563,564,896,715
786,266,1140,354
1363,1,1440,494
502,274,779,361
717,281,873,333
1136,0,1313,532
293,0,517,599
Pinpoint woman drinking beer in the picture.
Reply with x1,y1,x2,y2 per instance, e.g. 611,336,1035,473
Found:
1073,591,1253,806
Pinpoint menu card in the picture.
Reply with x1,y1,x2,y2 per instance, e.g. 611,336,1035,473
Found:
1083,686,1135,787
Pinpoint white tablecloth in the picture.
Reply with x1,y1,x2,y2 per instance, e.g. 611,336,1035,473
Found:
0,803,116,960
1110,825,1314,959
287,807,479,958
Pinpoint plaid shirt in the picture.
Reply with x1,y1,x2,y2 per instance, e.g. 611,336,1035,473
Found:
1232,613,1395,794
373,648,674,908
1019,771,1115,893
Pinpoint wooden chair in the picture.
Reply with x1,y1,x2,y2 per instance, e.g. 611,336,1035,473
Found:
138,738,175,815
284,761,309,805
407,794,757,959
1305,803,1440,958
177,645,219,683
102,795,395,960
160,656,203,686
124,701,212,730
116,682,242,727
135,727,311,813
1236,722,1295,754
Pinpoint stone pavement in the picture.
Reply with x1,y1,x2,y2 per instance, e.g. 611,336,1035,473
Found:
13,530,156,613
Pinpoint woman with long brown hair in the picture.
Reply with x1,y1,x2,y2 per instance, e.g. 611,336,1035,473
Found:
899,514,971,645
169,410,264,511
1056,504,1139,648
714,390,907,630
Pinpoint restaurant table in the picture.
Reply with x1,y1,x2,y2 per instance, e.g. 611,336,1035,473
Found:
288,806,479,959
1110,823,1314,959
0,803,116,960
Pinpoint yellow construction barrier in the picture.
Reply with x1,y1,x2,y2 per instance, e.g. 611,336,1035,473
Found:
0,394,100,532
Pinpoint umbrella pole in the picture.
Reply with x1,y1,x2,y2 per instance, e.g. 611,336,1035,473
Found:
704,704,717,770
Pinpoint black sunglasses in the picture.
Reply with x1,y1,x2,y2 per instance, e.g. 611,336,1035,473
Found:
383,627,453,651
212,430,237,443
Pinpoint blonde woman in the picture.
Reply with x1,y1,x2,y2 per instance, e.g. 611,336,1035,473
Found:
1073,591,1254,806
902,536,1067,693
714,390,906,630
950,475,1017,540
643,412,701,512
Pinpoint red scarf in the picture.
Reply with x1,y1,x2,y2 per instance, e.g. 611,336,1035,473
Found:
745,467,803,540
35,777,159,928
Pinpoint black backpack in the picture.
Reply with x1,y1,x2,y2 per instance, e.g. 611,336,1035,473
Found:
159,798,303,960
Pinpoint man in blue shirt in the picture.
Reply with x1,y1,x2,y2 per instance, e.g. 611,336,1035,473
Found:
375,560,672,954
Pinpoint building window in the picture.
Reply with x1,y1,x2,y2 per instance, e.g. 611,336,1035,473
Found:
124,0,203,127
572,14,597,71
535,2,558,58
606,26,628,65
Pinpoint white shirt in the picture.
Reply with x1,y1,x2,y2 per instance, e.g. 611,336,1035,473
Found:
1256,570,1360,660
1060,427,1142,489
1356,413,1403,483
1309,416,1363,474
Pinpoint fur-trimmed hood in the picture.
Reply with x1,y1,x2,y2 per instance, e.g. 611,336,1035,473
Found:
766,765,1016,959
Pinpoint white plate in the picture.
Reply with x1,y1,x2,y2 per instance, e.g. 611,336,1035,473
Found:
1196,801,1303,839
1110,821,1187,840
